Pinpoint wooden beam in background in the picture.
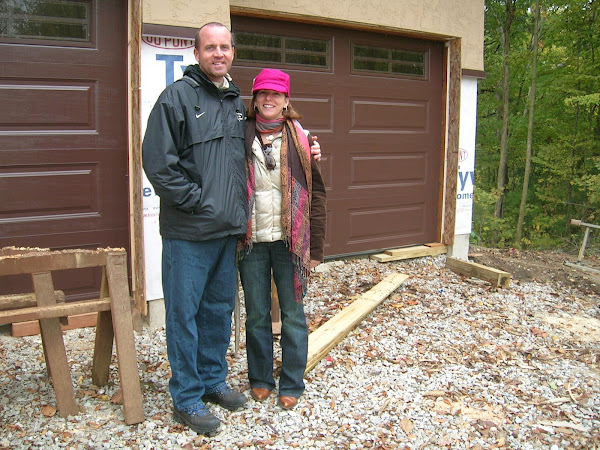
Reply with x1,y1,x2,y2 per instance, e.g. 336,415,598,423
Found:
446,257,511,288
11,313,98,338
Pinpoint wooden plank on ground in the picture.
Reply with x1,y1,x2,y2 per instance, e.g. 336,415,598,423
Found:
305,273,409,374
370,244,447,263
11,312,98,337
564,261,600,275
446,257,511,288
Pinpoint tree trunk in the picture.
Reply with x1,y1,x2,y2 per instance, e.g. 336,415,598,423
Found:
516,0,540,245
494,0,515,239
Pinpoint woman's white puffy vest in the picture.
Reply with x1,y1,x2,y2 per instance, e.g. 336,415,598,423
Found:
251,135,284,242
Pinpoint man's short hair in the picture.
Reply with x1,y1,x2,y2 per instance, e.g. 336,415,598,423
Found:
195,22,235,49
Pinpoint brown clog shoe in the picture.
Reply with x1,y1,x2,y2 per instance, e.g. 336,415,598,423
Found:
250,387,271,401
278,396,298,410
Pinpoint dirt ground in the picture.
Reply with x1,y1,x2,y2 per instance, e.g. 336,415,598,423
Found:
469,245,600,296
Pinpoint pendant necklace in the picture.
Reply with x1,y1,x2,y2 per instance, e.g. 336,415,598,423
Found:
261,132,274,142
260,131,275,143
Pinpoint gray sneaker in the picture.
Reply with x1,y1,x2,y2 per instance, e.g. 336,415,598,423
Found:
202,385,247,411
173,406,220,436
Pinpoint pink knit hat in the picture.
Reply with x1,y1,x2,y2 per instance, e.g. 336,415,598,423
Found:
252,68,290,96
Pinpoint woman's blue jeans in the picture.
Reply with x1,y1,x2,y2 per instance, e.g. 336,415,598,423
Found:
238,240,308,398
162,236,237,412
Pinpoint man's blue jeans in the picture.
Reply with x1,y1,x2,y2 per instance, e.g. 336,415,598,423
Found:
162,236,237,412
238,240,308,398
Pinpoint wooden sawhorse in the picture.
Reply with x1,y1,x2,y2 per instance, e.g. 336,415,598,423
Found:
0,248,144,425
571,219,600,263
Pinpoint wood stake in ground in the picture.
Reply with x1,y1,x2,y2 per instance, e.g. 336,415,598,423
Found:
305,272,409,374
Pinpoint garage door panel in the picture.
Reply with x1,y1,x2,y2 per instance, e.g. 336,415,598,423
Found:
0,164,99,217
349,153,428,188
0,146,127,231
327,198,435,253
347,202,426,243
0,203,127,238
0,79,94,129
291,95,333,133
350,99,429,133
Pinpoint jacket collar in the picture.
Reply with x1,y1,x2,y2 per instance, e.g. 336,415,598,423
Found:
183,64,240,96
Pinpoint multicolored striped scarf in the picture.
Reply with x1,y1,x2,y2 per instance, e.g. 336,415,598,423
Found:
255,114,284,135
241,118,312,302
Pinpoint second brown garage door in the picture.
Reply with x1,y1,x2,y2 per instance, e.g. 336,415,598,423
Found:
231,16,444,257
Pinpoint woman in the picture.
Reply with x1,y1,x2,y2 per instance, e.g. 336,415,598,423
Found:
239,68,327,409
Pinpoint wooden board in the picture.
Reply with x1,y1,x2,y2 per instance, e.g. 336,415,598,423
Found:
0,290,65,311
564,261,600,275
442,38,461,246
446,257,511,288
370,244,447,263
305,273,409,374
0,298,111,326
104,252,144,425
11,312,98,337
0,249,124,276
33,271,80,417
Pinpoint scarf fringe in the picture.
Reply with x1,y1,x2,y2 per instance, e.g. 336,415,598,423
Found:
282,237,310,302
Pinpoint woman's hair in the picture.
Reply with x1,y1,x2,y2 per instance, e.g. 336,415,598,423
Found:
247,93,303,120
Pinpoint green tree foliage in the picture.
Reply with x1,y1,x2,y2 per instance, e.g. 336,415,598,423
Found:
475,0,600,252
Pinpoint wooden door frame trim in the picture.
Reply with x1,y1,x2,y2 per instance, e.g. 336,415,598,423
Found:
442,38,461,245
128,0,146,314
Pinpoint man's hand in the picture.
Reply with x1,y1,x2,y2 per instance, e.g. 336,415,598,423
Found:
310,260,321,270
310,135,321,161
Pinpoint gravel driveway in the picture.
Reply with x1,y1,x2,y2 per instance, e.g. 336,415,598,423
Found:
1,254,599,449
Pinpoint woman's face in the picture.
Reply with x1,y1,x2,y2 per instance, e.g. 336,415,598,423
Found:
255,89,289,120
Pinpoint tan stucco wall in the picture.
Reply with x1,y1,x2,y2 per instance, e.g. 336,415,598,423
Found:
142,0,231,29
142,0,484,71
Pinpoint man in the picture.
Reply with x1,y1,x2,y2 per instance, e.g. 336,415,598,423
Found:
143,22,321,436
142,22,248,436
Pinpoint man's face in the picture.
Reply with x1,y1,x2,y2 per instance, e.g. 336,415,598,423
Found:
194,25,234,84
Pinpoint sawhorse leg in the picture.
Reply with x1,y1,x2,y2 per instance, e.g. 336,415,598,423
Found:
105,252,144,425
577,227,591,262
33,272,80,417
92,267,113,386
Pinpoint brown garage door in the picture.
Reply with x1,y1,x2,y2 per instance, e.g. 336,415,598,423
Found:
0,0,128,299
231,16,443,257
